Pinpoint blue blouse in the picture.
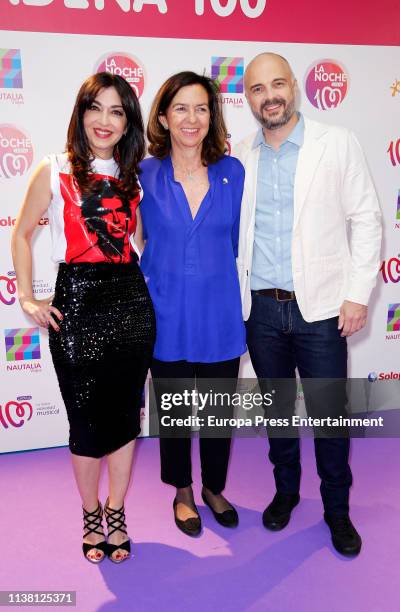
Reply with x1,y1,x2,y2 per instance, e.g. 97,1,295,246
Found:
139,154,246,363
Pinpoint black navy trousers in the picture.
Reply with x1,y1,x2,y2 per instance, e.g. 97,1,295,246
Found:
151,357,240,495
246,293,352,516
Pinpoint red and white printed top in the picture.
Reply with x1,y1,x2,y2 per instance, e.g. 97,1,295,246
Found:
47,153,142,264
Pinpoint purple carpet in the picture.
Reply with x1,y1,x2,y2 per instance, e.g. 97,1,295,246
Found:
1,437,398,611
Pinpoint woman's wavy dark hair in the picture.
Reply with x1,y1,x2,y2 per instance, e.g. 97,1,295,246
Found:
66,72,145,198
147,71,227,165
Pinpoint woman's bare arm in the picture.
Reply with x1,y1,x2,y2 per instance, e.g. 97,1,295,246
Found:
11,159,63,330
134,207,145,253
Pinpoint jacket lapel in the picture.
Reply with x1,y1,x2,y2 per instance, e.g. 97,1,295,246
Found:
293,119,327,228
243,146,260,239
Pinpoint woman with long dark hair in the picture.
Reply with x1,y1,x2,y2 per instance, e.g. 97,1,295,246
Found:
12,73,155,563
137,71,246,536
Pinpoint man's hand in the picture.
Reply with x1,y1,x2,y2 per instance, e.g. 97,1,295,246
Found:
338,300,368,337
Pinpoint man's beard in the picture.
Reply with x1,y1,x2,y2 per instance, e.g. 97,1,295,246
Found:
252,96,296,130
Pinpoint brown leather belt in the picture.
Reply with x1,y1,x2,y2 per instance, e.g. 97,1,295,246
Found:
252,288,296,302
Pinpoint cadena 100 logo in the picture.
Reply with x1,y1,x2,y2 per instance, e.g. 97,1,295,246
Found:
0,396,33,429
305,60,348,110
0,124,33,178
0,271,17,306
94,53,145,99
387,138,400,166
380,256,400,284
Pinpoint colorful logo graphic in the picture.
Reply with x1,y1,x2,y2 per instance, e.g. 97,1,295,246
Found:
397,190,400,220
0,396,33,429
212,57,244,93
95,53,145,98
0,125,33,178
0,271,17,306
391,79,400,97
368,372,377,382
4,328,41,361
0,49,22,89
387,304,400,332
380,256,400,284
305,60,348,110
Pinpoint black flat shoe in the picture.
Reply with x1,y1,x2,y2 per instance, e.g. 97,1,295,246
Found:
82,502,108,563
201,490,239,528
324,513,362,556
262,492,300,531
104,498,131,563
173,498,202,537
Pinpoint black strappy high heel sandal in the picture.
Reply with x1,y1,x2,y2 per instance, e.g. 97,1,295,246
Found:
82,502,108,563
104,497,131,563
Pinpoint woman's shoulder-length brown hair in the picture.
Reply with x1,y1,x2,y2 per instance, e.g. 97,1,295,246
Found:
147,71,227,165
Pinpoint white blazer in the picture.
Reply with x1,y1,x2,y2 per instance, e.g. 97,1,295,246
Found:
234,117,382,322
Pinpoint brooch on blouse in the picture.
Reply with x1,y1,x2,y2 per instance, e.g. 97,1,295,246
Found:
223,177,229,184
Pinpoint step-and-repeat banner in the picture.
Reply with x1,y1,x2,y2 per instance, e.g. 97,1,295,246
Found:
1,1,399,452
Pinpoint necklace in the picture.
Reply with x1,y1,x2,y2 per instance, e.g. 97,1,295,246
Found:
172,160,205,182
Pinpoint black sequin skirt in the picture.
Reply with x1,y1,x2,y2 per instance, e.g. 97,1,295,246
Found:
49,262,156,458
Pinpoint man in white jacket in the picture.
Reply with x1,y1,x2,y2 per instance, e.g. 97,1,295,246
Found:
234,53,381,556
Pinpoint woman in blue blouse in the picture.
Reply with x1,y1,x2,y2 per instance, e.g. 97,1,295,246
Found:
138,71,246,536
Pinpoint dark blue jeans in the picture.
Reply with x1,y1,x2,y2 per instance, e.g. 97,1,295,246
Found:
246,293,352,516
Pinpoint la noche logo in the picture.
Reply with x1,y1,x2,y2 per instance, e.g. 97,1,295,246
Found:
95,53,145,99
0,124,33,178
304,60,348,110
